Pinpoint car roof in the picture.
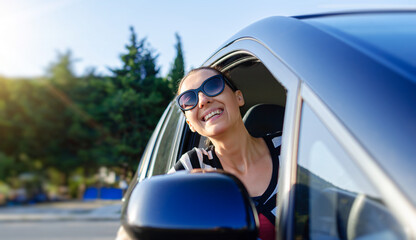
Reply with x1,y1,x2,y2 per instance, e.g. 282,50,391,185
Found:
297,11,416,81
210,11,416,205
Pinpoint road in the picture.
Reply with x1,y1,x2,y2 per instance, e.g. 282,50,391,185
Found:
0,200,122,240
0,220,120,240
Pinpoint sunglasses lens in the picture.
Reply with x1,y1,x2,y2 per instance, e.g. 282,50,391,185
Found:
204,76,224,96
177,75,226,111
178,92,197,110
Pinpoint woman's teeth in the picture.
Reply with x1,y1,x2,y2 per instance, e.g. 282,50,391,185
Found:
204,110,222,121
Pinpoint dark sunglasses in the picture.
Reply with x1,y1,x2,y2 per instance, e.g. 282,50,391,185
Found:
176,74,237,111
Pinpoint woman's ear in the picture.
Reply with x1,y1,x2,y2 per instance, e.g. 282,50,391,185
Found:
186,119,196,132
235,90,245,107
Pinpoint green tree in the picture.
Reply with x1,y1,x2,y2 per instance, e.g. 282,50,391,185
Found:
168,32,185,91
105,26,172,168
40,51,81,182
61,69,109,175
46,50,77,85
0,74,71,183
0,26,181,192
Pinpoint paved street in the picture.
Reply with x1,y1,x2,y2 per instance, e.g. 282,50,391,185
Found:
0,200,122,240
0,220,120,240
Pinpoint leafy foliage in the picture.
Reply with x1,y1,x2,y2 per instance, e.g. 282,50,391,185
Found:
0,28,181,198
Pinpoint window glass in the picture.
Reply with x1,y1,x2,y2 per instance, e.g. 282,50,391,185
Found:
150,106,182,176
293,102,405,240
137,127,158,180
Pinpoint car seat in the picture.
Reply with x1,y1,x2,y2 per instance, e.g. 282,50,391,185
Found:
243,103,285,137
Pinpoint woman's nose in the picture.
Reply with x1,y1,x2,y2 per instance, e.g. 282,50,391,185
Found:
198,91,211,108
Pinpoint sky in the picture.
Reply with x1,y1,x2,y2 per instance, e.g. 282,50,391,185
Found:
0,0,415,78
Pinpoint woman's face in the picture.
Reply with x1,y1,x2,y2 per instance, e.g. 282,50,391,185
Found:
180,69,244,138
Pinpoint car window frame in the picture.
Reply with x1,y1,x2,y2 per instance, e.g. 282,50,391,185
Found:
136,102,173,183
293,83,416,238
146,102,186,178
293,99,407,239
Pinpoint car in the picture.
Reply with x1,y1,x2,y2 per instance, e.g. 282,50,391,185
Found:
120,10,416,240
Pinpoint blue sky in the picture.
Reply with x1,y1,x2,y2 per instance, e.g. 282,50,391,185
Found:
0,0,414,78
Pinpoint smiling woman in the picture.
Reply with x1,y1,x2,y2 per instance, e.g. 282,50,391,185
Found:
168,66,282,240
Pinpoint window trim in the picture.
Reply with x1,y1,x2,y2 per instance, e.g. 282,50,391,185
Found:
300,83,416,237
166,105,186,171
138,102,172,182
146,104,174,177
145,101,186,177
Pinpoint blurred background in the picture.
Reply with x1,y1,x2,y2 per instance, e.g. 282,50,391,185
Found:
0,0,414,239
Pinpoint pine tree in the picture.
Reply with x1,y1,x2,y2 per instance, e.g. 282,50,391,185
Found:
105,26,172,168
168,33,185,92
46,50,77,86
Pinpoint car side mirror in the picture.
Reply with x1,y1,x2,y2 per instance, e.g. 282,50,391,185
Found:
121,170,259,240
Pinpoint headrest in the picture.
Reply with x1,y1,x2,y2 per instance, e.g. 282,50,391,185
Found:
243,104,285,137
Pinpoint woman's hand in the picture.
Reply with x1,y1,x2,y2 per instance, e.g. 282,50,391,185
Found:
115,225,133,240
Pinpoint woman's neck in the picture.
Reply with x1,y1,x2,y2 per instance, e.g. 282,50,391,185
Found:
210,124,263,174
